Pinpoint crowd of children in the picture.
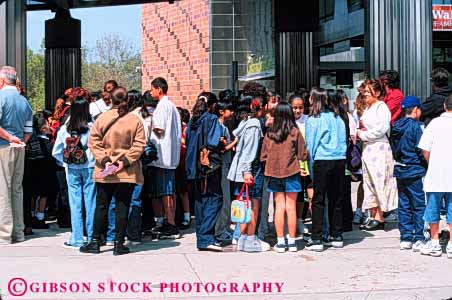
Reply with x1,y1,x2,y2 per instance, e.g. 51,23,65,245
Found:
8,67,452,258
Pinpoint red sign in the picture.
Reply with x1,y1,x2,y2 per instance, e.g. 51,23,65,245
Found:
433,5,452,31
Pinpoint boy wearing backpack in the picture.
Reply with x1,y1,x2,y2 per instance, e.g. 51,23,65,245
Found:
390,96,427,251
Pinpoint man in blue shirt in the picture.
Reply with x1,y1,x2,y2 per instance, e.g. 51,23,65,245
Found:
0,66,33,245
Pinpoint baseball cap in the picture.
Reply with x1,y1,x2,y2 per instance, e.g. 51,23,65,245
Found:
401,96,421,109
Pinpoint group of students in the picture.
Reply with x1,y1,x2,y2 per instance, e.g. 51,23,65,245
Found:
16,67,452,257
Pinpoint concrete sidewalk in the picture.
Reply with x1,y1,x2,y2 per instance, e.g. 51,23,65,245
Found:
0,222,451,300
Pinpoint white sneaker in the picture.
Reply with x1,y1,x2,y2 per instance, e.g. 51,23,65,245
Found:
420,240,442,257
287,243,298,252
243,237,270,252
106,241,114,246
237,235,247,251
447,243,452,259
400,241,413,250
272,243,286,253
412,240,426,252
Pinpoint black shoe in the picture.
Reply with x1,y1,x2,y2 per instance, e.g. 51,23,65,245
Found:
322,237,332,247
32,218,49,229
159,224,181,239
151,223,167,234
331,235,344,248
305,239,324,252
179,220,191,230
360,220,384,231
113,242,130,256
80,239,100,254
24,227,33,236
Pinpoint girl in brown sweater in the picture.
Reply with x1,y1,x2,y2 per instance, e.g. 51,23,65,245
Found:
80,87,146,256
260,102,308,253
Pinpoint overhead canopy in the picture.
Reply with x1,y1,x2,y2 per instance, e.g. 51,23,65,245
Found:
25,0,177,11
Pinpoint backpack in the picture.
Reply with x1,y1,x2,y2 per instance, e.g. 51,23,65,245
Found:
25,134,45,161
141,140,158,165
63,131,88,165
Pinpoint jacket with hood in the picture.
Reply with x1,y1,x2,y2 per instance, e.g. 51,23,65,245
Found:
390,117,427,179
227,117,263,183
421,85,452,126
185,112,223,180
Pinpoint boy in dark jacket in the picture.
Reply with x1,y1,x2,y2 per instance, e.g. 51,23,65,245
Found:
391,96,427,251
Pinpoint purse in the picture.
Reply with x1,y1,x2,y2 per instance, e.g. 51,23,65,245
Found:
231,183,252,224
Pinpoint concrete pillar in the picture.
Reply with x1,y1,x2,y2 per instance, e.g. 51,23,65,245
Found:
45,9,81,109
276,32,318,99
0,0,26,83
366,0,433,101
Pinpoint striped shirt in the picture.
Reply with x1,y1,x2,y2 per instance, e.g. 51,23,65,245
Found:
0,86,33,146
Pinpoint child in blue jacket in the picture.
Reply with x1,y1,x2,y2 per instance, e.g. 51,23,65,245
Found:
391,96,427,251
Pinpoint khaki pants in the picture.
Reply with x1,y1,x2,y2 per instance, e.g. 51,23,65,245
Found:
0,146,25,243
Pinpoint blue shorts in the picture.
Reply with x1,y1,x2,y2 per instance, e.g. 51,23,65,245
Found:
148,167,176,197
424,192,452,224
267,174,302,193
233,164,264,200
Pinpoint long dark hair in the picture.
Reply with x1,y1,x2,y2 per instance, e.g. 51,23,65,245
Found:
328,90,350,139
111,87,129,117
267,102,296,143
309,87,328,117
191,98,208,122
67,97,91,134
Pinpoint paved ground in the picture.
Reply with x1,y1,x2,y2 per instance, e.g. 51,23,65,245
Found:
1,220,452,300
1,184,452,300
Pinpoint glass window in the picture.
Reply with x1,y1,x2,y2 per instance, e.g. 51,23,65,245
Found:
348,0,364,12
433,0,452,4
319,0,334,21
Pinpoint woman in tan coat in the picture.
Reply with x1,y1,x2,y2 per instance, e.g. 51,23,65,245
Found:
80,87,146,256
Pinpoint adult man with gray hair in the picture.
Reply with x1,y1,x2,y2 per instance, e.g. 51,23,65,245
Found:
0,66,33,245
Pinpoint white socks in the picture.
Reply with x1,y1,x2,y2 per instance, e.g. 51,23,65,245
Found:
432,239,440,246
277,236,295,245
183,212,190,222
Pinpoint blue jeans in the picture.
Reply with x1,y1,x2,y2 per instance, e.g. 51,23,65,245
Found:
107,185,143,242
195,170,222,249
397,177,426,242
66,168,96,247
424,192,452,224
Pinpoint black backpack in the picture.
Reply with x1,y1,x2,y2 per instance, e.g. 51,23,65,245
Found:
25,134,45,161
63,131,88,165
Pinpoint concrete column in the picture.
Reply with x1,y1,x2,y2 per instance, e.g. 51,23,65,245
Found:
0,0,26,82
366,0,433,101
45,9,81,109
276,32,318,99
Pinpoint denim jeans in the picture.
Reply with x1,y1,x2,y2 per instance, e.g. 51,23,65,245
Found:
215,163,232,237
106,185,143,242
397,177,426,242
257,176,270,240
195,170,222,249
424,192,452,224
66,167,96,247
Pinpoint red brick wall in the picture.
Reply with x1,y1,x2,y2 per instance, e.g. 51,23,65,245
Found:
142,0,210,109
